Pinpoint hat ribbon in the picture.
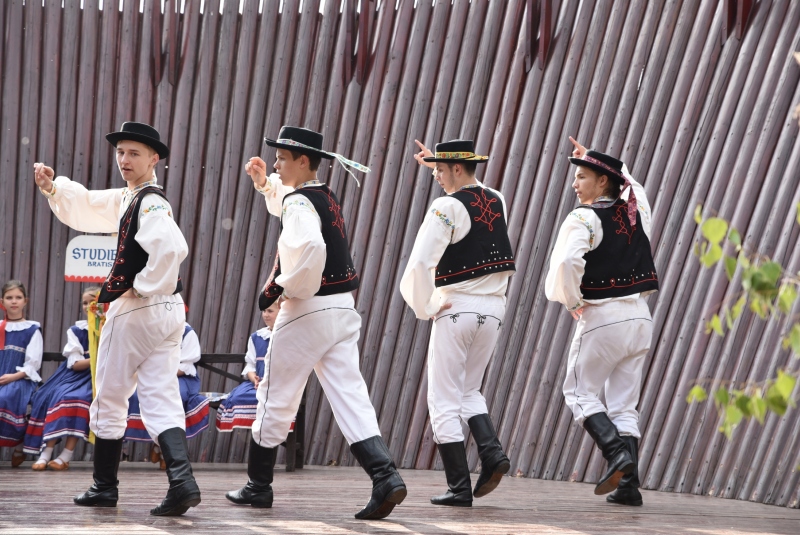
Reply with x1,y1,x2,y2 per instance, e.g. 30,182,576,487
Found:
275,138,369,187
582,155,637,227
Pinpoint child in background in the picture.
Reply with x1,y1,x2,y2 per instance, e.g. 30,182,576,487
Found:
0,280,43,466
124,322,209,466
24,287,101,470
215,301,279,432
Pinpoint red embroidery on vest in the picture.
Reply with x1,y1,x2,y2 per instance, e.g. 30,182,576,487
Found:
323,189,346,238
612,204,636,244
464,189,501,231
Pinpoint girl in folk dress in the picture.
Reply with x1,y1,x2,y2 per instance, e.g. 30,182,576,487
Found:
124,323,209,463
24,287,101,470
216,302,279,432
0,280,43,466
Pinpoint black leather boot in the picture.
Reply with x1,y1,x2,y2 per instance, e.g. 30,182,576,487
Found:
225,437,276,508
468,414,511,498
350,435,407,520
150,428,202,516
430,442,473,507
74,437,123,507
583,413,634,495
607,435,643,506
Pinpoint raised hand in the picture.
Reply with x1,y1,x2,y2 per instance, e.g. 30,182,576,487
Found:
413,139,435,169
33,162,55,193
245,156,268,188
568,136,587,159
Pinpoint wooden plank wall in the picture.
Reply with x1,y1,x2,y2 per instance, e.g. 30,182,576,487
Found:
1,0,798,507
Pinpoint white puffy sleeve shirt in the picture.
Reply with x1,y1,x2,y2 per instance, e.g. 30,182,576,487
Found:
255,173,296,218
47,176,123,233
134,193,189,297
46,176,188,297
545,165,652,311
400,184,512,320
273,191,327,300
63,320,89,369
178,326,202,377
9,321,43,382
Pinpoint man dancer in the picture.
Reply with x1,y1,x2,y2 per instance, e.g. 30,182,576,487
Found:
226,126,406,520
401,139,515,507
545,136,658,505
33,122,200,516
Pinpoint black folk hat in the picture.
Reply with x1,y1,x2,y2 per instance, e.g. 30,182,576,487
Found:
106,122,170,159
422,139,489,164
265,126,334,160
569,150,625,184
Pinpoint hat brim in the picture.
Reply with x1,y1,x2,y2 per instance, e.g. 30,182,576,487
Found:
265,138,334,160
422,156,489,163
106,132,169,159
569,157,625,184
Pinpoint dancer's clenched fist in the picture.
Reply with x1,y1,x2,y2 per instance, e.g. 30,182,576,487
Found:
33,163,55,193
245,156,268,188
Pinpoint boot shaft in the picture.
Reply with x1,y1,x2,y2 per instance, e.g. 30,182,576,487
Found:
350,435,398,480
582,412,629,463
92,437,123,489
468,414,508,465
436,442,472,495
247,437,277,488
618,436,640,489
157,428,195,487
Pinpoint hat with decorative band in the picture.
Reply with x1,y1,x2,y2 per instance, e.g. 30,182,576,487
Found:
265,126,333,160
264,125,372,185
422,139,489,163
106,122,170,159
569,150,625,185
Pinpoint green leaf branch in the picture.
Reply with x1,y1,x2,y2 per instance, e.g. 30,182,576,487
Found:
688,204,800,440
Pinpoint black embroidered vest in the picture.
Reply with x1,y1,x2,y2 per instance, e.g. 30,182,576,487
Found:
98,186,183,303
434,186,515,287
578,199,658,299
258,185,359,310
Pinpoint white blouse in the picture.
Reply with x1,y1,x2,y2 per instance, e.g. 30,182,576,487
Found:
63,320,89,369
400,183,512,320
178,325,201,377
46,176,188,297
544,166,654,311
7,320,43,382
242,327,271,377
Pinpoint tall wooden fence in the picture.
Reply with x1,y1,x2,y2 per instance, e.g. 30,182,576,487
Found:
1,0,799,507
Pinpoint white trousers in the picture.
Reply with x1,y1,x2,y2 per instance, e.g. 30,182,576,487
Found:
90,294,186,442
428,293,505,444
562,298,652,438
252,293,381,448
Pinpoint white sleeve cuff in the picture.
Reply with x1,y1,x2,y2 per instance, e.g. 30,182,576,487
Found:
16,365,41,383
178,362,197,377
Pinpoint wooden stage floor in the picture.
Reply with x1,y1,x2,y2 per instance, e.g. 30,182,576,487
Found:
0,462,797,535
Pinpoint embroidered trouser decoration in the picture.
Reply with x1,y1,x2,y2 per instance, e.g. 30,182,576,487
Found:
428,294,506,444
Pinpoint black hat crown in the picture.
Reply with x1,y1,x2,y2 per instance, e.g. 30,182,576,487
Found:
106,122,170,159
265,126,333,160
569,149,625,184
422,139,488,163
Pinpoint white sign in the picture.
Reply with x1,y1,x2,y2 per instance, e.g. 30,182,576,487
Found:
65,235,118,283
